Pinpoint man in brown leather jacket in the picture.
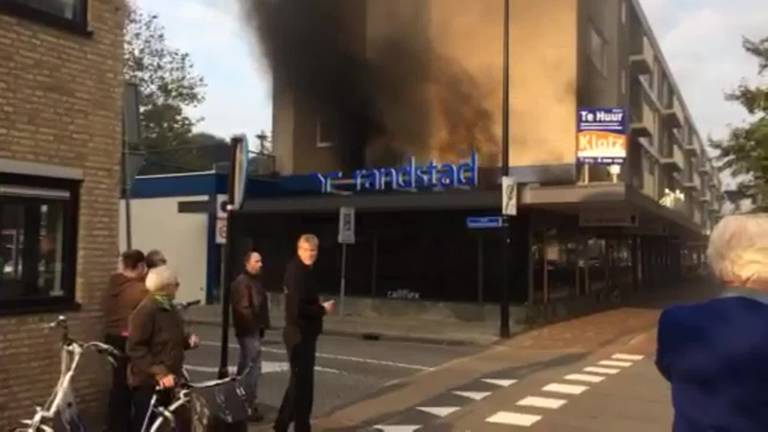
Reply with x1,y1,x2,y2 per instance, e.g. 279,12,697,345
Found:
231,250,271,422
103,249,148,432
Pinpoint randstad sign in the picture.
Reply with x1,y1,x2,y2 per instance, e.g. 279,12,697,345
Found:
577,108,627,165
317,152,478,194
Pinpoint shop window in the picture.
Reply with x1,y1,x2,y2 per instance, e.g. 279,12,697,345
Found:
0,175,79,313
0,0,89,34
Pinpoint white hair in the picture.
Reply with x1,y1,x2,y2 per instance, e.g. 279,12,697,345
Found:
707,213,768,286
145,265,179,294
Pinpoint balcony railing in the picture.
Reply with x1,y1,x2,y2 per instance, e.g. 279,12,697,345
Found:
630,36,654,76
630,96,655,138
660,144,685,172
663,97,684,128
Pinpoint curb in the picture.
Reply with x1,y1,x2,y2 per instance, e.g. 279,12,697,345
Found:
186,318,500,347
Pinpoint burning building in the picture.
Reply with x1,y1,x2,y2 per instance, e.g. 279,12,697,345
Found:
225,0,724,311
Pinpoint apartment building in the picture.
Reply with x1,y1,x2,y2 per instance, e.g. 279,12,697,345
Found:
0,0,124,426
230,0,723,307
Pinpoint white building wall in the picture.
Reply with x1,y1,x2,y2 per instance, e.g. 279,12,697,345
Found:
119,196,209,303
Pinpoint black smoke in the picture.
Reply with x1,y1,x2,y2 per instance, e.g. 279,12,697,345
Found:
239,0,498,169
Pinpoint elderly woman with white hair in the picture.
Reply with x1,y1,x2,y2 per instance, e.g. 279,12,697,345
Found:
127,266,199,432
656,213,768,432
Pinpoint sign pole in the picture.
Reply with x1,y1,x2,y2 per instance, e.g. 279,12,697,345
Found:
218,135,249,380
340,243,347,316
337,206,355,316
499,0,511,339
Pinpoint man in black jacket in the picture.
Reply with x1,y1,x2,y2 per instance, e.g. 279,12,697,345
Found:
232,250,271,422
274,234,335,432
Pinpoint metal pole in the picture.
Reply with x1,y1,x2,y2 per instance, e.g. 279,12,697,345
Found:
218,138,240,379
478,236,484,303
499,0,511,339
340,243,347,316
122,141,133,251
371,236,378,297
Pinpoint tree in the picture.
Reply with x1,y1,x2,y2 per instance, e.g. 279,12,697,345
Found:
711,37,768,211
137,132,231,176
123,4,207,168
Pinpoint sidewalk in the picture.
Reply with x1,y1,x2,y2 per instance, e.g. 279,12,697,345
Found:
190,277,720,348
186,305,511,346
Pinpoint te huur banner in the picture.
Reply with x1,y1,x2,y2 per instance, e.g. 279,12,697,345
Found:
577,108,627,165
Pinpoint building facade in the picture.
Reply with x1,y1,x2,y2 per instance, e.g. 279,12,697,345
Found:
0,0,124,426
232,0,723,307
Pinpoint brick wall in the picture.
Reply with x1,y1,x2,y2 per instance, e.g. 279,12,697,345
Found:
0,0,125,427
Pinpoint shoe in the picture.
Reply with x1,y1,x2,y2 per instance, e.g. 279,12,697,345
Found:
248,407,265,422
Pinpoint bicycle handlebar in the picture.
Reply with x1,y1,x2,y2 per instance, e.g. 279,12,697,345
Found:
175,300,201,311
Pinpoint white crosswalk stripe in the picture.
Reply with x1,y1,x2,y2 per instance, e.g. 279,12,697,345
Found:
565,373,606,383
486,411,542,427
584,366,621,374
542,383,590,395
373,426,421,432
598,360,633,367
612,353,645,361
517,396,568,409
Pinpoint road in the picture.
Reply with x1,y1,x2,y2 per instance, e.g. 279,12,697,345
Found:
309,304,674,432
184,324,482,423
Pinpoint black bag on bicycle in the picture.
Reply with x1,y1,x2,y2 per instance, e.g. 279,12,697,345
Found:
188,367,257,430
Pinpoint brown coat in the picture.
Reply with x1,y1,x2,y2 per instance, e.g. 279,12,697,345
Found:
104,273,148,336
126,296,189,388
231,273,270,338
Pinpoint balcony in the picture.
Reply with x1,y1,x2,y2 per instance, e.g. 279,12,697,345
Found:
630,97,655,138
660,144,685,172
683,170,701,190
700,186,712,203
662,97,684,128
630,36,654,76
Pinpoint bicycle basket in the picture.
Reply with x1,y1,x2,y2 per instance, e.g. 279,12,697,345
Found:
188,368,256,424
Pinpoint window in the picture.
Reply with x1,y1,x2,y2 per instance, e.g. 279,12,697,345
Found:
645,152,655,176
588,23,608,76
0,0,89,34
621,1,627,25
0,173,79,312
316,117,337,148
621,69,627,95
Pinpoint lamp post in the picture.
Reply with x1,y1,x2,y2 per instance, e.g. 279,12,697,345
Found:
499,0,511,339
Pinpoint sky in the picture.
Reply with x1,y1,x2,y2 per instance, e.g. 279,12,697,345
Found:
134,0,767,158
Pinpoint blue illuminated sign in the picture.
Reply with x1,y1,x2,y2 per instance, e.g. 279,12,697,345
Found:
466,216,504,229
317,152,478,194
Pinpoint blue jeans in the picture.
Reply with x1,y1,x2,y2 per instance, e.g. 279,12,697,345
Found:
237,334,262,403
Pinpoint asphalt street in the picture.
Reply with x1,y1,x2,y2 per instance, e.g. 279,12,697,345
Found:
184,324,482,420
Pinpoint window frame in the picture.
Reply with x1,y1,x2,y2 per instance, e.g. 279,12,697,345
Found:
0,172,81,315
0,0,91,36
587,21,608,77
316,118,336,149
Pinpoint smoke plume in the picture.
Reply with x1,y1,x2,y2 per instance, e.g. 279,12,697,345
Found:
239,0,499,168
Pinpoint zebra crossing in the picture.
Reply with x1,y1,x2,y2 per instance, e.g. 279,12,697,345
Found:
371,352,646,431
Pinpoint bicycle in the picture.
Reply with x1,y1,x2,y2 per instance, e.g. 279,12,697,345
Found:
12,316,121,432
139,299,254,432
139,367,256,432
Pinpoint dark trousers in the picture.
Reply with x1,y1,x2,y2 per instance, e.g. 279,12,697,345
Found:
274,334,317,432
131,387,191,432
105,334,130,432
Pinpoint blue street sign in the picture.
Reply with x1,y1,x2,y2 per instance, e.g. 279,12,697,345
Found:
466,216,504,229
